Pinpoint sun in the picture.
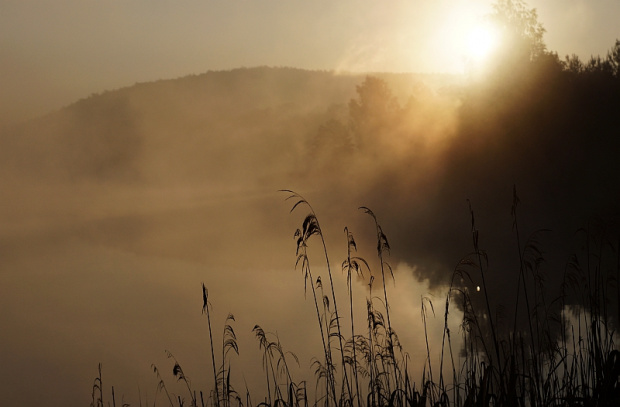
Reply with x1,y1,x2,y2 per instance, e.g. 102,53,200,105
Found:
428,5,504,74
465,23,501,64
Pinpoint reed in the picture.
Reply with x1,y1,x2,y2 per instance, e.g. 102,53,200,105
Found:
92,191,619,407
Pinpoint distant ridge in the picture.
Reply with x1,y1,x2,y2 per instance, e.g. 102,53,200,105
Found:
0,67,447,183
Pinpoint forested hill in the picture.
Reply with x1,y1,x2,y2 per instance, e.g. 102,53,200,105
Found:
0,67,450,185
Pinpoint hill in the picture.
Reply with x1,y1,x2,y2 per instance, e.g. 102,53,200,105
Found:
1,67,449,185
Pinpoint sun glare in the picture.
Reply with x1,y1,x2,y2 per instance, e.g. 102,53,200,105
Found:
466,23,500,63
429,3,502,74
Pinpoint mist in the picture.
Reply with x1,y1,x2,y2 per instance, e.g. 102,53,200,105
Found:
1,58,620,406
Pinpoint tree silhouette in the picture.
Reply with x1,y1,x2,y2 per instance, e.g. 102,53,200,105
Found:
490,0,547,63
348,76,401,151
606,39,620,78
562,39,620,80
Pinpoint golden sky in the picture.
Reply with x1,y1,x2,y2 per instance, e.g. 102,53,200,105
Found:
1,0,619,125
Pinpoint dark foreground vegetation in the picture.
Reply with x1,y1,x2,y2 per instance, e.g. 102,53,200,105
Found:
90,188,620,407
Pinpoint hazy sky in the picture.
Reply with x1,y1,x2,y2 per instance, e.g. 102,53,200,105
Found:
2,0,620,125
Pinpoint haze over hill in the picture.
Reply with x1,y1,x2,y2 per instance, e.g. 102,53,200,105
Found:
2,57,620,405
3,0,620,129
1,67,464,406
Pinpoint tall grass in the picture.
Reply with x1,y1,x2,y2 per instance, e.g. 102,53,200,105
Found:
93,190,619,407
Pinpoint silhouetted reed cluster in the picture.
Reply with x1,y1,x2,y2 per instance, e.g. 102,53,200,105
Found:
91,189,619,407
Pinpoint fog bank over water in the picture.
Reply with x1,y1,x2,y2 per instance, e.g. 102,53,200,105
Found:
1,66,619,406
